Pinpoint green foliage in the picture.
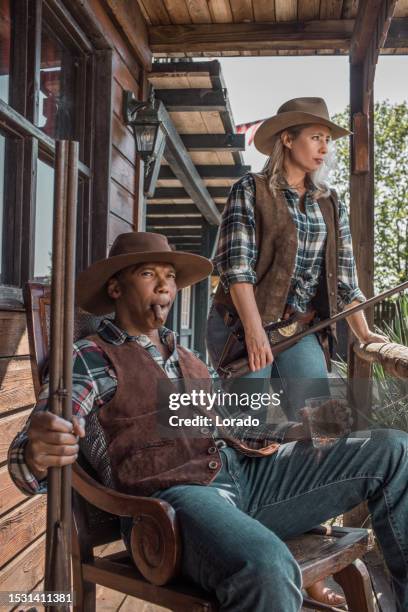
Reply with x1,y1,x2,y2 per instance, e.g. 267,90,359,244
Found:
370,294,408,431
332,100,408,293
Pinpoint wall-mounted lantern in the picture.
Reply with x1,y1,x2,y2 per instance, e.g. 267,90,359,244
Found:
123,88,166,197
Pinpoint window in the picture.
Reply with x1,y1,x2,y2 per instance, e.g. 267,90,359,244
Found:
39,25,76,140
34,159,54,281
0,0,111,292
0,0,11,103
179,286,193,348
181,286,191,330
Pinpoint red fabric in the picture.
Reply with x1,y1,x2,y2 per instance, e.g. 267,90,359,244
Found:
236,119,265,145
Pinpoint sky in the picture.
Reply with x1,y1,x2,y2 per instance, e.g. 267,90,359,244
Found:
217,55,408,169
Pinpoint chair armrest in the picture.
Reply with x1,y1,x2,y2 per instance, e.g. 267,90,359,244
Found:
72,463,181,585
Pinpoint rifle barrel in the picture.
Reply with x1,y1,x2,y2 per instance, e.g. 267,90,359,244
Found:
273,279,408,353
44,141,78,610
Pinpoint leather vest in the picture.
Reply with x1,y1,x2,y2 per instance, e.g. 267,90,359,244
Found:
214,173,339,330
87,334,280,496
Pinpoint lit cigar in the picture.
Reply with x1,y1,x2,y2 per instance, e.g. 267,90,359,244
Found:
152,304,165,324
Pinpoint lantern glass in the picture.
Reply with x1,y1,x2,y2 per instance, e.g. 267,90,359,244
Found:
134,124,157,154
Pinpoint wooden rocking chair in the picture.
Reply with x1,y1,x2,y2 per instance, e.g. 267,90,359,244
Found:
24,282,375,612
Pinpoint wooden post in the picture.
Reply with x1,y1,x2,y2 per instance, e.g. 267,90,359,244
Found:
134,70,149,231
347,0,397,419
349,69,375,321
345,0,397,527
193,221,219,358
348,68,374,436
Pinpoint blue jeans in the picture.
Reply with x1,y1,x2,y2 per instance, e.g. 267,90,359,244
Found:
122,430,408,611
205,303,330,419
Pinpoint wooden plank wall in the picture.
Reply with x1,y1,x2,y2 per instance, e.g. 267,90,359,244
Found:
0,1,146,603
99,0,144,247
0,311,44,600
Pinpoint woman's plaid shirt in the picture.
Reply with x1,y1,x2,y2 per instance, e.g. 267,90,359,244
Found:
214,173,365,312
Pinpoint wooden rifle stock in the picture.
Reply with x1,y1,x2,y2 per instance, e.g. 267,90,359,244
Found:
44,141,78,609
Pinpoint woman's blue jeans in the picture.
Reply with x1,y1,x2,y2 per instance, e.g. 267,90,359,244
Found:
205,302,330,419
122,430,408,611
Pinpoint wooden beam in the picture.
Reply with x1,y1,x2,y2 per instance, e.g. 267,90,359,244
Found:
350,0,396,64
350,70,375,312
92,50,113,262
63,0,111,50
354,341,408,378
349,0,397,291
146,217,202,227
159,165,250,180
179,134,245,152
149,17,408,54
168,238,202,244
0,100,90,178
385,17,408,47
155,89,227,112
43,0,93,53
149,19,354,53
150,60,220,74
103,0,152,69
350,0,397,113
150,59,222,87
149,228,202,237
147,204,224,216
345,2,398,466
152,187,230,201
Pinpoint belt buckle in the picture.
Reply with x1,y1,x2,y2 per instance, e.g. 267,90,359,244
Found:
278,320,299,338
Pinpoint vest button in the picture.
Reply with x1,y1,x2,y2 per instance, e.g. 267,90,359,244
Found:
208,460,218,470
328,272,333,278
330,291,335,296
208,446,217,454
200,427,210,434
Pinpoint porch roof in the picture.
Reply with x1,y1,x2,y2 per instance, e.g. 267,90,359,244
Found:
136,0,408,57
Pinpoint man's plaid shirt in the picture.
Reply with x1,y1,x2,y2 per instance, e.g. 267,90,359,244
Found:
8,318,291,496
214,173,365,312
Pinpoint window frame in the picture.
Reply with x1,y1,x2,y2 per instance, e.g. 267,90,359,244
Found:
0,0,112,305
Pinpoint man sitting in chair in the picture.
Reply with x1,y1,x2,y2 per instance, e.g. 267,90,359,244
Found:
8,232,408,612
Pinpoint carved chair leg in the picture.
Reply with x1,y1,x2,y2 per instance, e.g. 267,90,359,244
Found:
72,518,96,612
334,559,375,612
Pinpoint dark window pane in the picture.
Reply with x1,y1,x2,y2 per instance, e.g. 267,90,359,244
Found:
34,159,54,281
38,25,78,140
0,133,5,281
0,0,11,103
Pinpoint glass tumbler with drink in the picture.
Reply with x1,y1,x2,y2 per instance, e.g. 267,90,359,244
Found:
301,396,353,449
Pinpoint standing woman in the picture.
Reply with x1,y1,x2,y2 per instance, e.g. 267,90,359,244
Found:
205,97,387,606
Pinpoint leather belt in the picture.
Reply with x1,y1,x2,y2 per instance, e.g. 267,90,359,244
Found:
213,301,315,342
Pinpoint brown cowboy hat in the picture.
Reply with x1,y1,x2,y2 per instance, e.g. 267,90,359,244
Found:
254,97,351,156
76,232,213,315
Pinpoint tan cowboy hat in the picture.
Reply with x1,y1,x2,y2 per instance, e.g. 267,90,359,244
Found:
254,97,351,156
76,232,213,315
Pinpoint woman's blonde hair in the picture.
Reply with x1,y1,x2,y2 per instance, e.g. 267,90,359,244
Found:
261,124,336,198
